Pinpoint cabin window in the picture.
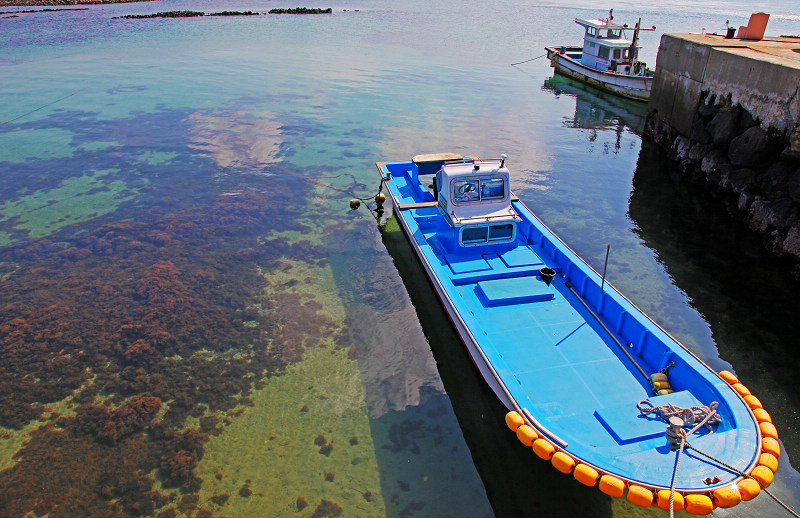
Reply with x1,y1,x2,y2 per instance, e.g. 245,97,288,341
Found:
613,49,621,59
589,42,596,48
606,29,620,38
587,27,597,37
598,46,610,60
481,178,504,199
623,48,631,59
488,224,514,241
461,226,489,244
452,178,506,203
453,180,480,202
460,222,516,246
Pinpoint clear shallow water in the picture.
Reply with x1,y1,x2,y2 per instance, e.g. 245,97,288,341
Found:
1,0,799,516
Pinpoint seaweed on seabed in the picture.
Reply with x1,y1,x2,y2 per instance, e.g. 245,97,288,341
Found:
0,187,337,515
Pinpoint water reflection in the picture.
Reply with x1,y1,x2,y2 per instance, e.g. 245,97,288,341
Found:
542,73,647,154
629,142,800,514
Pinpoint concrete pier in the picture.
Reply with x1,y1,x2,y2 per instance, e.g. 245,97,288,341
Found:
644,33,800,275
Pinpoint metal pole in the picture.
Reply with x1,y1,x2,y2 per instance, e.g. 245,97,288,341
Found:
600,244,610,293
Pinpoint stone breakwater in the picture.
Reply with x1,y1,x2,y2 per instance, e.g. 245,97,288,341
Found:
645,33,800,276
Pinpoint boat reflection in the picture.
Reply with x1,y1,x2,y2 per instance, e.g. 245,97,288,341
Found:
542,73,648,150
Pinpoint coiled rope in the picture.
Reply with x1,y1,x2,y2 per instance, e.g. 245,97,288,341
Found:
637,400,721,433
640,401,721,518
638,400,799,518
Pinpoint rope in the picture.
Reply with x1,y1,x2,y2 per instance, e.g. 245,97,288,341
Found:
637,400,721,433
641,400,800,517
669,434,687,518
684,443,800,517
510,53,547,66
639,400,720,517
1,89,84,125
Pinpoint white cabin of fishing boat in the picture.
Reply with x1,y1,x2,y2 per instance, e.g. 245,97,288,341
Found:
575,15,648,76
434,157,520,250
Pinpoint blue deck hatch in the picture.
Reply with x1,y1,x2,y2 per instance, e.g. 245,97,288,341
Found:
477,276,554,306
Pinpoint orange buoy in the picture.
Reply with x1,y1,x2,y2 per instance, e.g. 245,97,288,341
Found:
731,383,751,396
516,424,538,446
684,494,714,515
744,394,763,410
718,370,738,384
505,411,524,432
712,485,742,508
598,475,625,498
737,478,761,501
758,452,779,473
573,464,600,487
762,436,781,458
532,438,555,460
759,421,779,440
753,408,772,423
626,485,653,507
655,489,684,511
751,465,774,487
551,451,576,474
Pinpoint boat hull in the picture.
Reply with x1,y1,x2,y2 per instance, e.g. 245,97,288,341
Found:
377,156,765,499
545,46,651,102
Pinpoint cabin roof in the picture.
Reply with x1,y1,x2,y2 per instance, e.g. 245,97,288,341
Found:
575,18,627,31
440,159,518,224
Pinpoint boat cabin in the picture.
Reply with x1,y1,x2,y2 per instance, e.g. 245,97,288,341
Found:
575,18,643,75
434,157,520,251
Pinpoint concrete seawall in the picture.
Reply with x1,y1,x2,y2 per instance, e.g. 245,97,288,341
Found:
644,33,800,275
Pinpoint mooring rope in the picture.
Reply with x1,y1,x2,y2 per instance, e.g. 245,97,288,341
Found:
684,441,800,517
640,400,800,517
510,53,547,66
646,402,721,518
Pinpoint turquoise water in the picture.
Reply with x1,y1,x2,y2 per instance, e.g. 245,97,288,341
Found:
1,0,799,516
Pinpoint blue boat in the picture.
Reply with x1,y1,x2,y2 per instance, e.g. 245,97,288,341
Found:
376,153,780,513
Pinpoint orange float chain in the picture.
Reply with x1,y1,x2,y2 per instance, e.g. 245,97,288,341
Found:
501,370,781,515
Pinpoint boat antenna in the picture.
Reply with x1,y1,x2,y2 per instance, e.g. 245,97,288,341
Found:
629,18,641,64
600,244,610,293
609,8,613,21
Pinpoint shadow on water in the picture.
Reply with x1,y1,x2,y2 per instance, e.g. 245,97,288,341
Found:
378,216,615,518
630,142,800,466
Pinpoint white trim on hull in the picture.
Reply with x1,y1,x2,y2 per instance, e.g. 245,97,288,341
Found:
545,47,651,102
390,199,516,410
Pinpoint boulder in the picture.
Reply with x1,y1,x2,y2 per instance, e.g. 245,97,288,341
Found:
690,117,712,144
783,227,800,260
707,110,741,147
749,198,772,232
758,162,792,197
730,168,757,193
738,191,755,211
729,126,769,167
787,168,800,203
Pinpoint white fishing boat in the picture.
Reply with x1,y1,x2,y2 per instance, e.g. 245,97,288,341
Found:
545,10,656,102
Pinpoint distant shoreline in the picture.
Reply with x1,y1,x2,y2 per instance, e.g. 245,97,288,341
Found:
0,0,153,7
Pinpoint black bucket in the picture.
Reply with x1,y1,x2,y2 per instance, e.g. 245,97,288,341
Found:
539,267,556,285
